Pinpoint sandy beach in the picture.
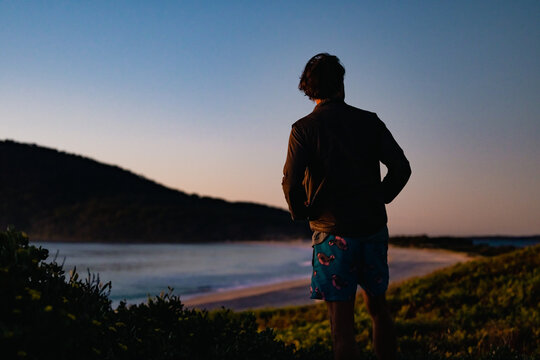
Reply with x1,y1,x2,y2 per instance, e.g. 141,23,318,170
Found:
183,246,473,311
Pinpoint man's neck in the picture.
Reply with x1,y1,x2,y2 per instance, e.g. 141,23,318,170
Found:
314,98,344,107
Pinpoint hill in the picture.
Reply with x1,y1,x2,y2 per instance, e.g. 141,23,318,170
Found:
0,140,310,242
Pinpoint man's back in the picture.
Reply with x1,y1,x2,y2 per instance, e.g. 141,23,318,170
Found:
283,52,409,360
282,99,411,238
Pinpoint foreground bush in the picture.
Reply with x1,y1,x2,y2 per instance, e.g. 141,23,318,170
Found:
0,228,296,360
3,227,538,360
256,244,540,360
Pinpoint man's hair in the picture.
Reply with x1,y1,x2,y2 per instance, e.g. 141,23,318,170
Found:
299,53,345,100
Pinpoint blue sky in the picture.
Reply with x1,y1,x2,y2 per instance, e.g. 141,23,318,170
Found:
1,1,539,236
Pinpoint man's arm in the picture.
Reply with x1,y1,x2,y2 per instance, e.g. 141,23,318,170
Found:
379,120,412,204
282,125,309,220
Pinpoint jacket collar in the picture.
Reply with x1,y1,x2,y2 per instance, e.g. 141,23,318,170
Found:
314,98,345,111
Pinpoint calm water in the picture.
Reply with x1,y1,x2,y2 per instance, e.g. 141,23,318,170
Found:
33,237,538,307
34,242,312,306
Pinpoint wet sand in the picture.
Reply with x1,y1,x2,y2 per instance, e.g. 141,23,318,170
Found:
183,246,473,311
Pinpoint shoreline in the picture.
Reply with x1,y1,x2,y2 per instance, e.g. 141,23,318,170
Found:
30,238,313,245
183,245,474,311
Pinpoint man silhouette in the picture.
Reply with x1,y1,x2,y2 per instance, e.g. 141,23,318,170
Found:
282,53,411,360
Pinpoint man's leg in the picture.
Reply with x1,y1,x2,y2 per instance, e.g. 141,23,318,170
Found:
361,290,396,360
326,299,360,360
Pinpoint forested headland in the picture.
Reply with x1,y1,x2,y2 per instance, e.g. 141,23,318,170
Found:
0,140,310,242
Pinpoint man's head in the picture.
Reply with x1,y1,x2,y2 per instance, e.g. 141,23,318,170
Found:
299,53,345,101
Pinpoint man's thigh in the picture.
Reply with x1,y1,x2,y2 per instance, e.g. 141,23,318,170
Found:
326,299,356,331
310,229,389,301
311,235,358,301
357,241,389,297
361,289,390,317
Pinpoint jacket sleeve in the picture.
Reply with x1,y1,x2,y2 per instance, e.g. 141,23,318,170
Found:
282,124,309,220
379,119,412,204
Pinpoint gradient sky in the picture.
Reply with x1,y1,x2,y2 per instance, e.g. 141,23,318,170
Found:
1,1,539,236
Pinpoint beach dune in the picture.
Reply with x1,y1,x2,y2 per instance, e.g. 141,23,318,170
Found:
183,246,472,311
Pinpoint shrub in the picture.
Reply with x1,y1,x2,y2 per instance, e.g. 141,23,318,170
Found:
0,228,296,360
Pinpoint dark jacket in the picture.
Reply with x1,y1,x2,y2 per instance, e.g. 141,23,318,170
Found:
282,99,411,237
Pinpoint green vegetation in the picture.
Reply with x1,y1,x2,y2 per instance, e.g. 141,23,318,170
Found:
255,244,540,359
2,228,538,359
0,228,297,359
0,140,309,242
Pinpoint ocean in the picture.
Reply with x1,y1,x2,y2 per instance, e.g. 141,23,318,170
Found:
33,237,539,307
34,241,313,306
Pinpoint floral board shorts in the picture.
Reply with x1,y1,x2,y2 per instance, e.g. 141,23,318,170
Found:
310,225,389,301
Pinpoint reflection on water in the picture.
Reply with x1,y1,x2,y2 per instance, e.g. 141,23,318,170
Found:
35,242,313,306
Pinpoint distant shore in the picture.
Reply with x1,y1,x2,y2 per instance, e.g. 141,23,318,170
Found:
183,245,474,311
